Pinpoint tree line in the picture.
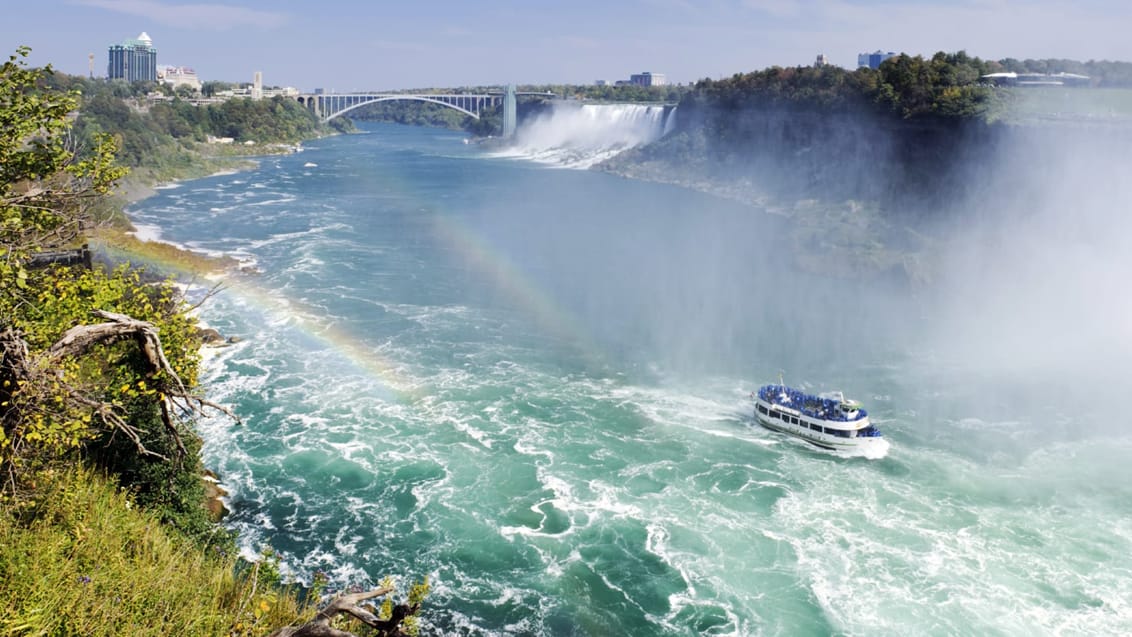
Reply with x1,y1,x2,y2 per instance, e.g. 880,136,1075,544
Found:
44,72,348,170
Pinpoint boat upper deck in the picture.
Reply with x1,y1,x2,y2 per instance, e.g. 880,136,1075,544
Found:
757,384,868,422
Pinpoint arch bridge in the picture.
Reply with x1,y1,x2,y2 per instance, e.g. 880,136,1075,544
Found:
295,87,556,136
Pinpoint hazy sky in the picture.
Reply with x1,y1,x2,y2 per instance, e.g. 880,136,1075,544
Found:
4,0,1131,91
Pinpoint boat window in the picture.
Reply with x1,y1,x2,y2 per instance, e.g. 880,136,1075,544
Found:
789,416,799,425
757,405,768,415
809,423,822,432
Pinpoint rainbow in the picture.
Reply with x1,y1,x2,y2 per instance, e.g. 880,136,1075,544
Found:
92,238,415,405
99,141,611,409
428,214,609,371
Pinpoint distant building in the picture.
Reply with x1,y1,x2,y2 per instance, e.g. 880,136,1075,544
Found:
630,72,667,87
814,54,830,68
159,66,201,92
108,32,157,82
595,79,609,86
219,72,300,100
857,50,896,70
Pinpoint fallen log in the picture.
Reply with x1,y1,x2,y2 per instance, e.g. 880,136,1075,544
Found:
267,586,420,637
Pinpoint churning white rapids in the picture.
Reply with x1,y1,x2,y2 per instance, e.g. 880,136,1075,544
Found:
126,118,1132,636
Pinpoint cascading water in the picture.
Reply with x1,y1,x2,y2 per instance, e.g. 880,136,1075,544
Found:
495,103,676,169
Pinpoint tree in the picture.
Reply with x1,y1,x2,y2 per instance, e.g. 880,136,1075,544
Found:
1,47,125,299
0,48,220,540
174,83,198,100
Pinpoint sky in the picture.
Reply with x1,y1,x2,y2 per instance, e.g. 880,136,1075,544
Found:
3,0,1131,92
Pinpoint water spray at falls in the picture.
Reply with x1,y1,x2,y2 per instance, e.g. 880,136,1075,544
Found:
496,103,676,169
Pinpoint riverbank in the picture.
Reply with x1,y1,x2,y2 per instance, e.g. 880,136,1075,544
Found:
94,143,312,277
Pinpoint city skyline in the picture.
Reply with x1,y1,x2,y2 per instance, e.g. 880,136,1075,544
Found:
4,0,1131,92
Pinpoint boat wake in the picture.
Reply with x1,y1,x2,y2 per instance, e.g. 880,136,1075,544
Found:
839,437,891,460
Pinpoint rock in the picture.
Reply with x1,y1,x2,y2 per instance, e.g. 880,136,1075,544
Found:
202,470,229,522
197,327,225,345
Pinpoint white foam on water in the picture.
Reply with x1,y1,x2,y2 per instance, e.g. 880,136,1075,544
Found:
128,223,164,242
768,436,1132,635
248,195,298,207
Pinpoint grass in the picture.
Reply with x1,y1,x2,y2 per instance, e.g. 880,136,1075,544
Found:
0,467,316,636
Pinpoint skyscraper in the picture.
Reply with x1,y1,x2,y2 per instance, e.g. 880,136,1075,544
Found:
108,32,157,82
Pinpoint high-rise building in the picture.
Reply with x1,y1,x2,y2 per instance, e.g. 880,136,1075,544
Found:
857,50,896,70
630,72,667,87
108,32,157,82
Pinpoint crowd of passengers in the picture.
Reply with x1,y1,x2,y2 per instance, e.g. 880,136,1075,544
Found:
756,384,867,422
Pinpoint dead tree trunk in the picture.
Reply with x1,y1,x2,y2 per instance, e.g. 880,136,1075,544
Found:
267,586,421,637
2,310,234,465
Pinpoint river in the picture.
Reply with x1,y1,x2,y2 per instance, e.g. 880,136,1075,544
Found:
127,115,1132,636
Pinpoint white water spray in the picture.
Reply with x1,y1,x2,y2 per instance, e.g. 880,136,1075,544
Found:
497,103,675,169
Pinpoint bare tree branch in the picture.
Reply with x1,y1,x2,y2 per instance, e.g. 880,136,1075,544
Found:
267,585,423,637
2,309,238,467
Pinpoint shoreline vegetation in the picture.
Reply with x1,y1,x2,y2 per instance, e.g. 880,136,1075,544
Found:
2,47,426,637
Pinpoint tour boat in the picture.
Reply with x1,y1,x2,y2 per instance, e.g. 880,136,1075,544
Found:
753,384,884,452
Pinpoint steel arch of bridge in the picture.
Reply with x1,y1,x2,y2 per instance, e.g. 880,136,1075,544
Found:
297,93,502,123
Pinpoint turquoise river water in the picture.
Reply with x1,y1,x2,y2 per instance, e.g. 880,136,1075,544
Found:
127,120,1132,636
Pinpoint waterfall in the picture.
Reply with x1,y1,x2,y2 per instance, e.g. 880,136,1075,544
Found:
495,103,675,169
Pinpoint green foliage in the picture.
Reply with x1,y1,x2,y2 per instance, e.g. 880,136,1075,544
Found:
0,47,214,544
523,82,687,103
0,467,318,637
0,48,74,184
1,263,211,547
688,64,875,114
1,48,128,291
349,99,473,130
873,51,1003,119
44,72,328,169
205,96,325,143
681,52,1001,124
1,46,430,636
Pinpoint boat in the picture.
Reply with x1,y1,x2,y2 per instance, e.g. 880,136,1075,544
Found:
752,384,884,451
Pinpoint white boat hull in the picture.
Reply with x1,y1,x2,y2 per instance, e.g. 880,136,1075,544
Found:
754,396,886,452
